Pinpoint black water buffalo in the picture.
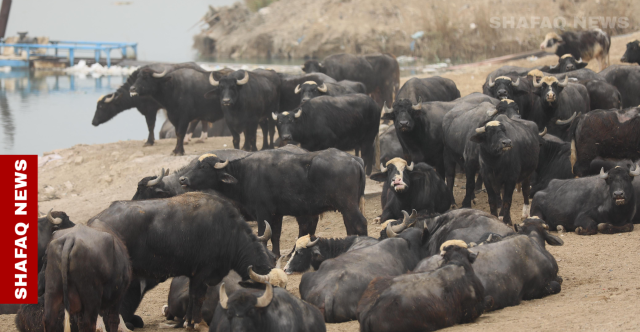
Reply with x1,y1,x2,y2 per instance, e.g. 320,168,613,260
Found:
132,149,250,200
570,107,640,177
273,94,380,174
370,158,450,223
599,65,640,108
278,72,336,113
586,158,640,225
357,243,486,332
443,99,521,207
205,69,280,151
43,225,131,332
38,210,76,273
531,75,589,140
300,219,423,323
92,65,166,146
530,134,573,197
283,234,379,274
295,80,360,103
545,54,589,73
128,65,231,155
415,218,563,312
303,53,399,107
539,29,610,71
531,165,639,235
210,281,326,332
87,192,281,329
621,40,640,65
470,115,540,224
396,76,460,103
178,149,367,256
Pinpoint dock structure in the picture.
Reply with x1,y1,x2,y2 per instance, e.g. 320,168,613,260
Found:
0,40,137,69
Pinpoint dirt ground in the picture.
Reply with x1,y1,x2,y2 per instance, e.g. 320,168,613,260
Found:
3,31,640,332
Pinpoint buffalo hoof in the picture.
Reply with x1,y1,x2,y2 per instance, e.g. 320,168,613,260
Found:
557,225,565,233
143,141,154,147
372,216,381,224
161,304,168,316
131,315,144,328
125,322,135,331
556,275,564,285
171,151,185,156
545,280,562,295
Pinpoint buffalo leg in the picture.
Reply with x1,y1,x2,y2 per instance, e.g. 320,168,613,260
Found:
597,223,634,234
521,178,531,218
271,215,284,257
173,120,189,156
341,205,368,236
184,119,199,145
484,180,500,218
186,274,209,329
443,151,457,205
195,121,210,143
143,112,156,147
229,127,241,150
361,140,375,175
462,163,479,208
120,277,158,329
106,307,120,332
43,291,64,332
574,212,598,235
296,215,319,238
267,117,276,148
259,119,270,150
474,174,483,193
500,182,516,225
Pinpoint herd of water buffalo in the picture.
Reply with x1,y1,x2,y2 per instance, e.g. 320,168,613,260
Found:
7,31,640,332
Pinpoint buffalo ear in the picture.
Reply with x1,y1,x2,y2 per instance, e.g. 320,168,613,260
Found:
220,173,238,184
154,188,171,198
576,62,588,69
469,133,485,143
369,172,387,182
204,89,217,99
381,113,395,120
468,251,478,263
545,233,564,246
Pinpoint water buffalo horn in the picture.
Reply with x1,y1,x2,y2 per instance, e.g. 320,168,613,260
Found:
390,210,411,233
104,94,115,103
152,69,167,78
410,209,417,219
555,112,576,125
294,109,302,118
599,167,608,179
382,102,393,113
549,64,557,69
558,75,569,87
380,163,387,172
539,127,547,136
486,108,498,117
475,126,486,133
209,73,219,86
411,97,422,110
577,57,584,63
294,84,301,94
236,71,249,85
255,283,273,308
630,164,640,177
249,265,270,284
386,222,399,238
307,236,320,247
532,76,542,88
406,162,414,171
488,76,495,87
219,283,228,309
47,208,62,225
272,112,278,121
512,78,520,87
257,221,272,243
146,168,165,187
317,83,328,93
214,160,229,169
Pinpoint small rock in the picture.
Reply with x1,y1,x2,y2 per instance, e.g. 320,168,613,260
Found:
44,186,56,194
111,151,120,156
74,156,83,165
64,181,73,191
71,194,78,197
100,175,113,184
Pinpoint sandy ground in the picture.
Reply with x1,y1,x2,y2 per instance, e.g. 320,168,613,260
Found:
3,31,640,332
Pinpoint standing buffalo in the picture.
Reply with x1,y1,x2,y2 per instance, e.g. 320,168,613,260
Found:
357,243,486,332
621,40,640,65
599,65,640,108
531,165,639,235
531,75,588,141
396,76,460,103
539,29,610,70
470,115,540,224
206,69,281,151
178,149,367,256
273,94,380,174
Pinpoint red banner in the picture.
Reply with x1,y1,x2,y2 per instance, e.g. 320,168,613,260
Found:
0,156,37,303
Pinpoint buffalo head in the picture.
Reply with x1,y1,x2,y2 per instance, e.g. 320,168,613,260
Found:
470,121,512,156
132,168,172,200
92,93,122,126
369,157,417,193
597,165,640,207
514,217,564,247
547,54,587,73
179,153,236,191
295,81,328,103
272,110,302,145
621,40,640,64
283,234,321,274
302,60,324,74
486,76,522,101
532,75,568,106
129,68,171,97
382,98,422,133
205,70,249,107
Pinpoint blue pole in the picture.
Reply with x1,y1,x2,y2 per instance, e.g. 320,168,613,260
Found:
25,46,29,63
95,46,100,64
69,48,74,67
106,49,111,67
122,46,126,59
132,44,137,60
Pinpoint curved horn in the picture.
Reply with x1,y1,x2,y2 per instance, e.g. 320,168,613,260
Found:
257,221,272,243
47,208,62,225
255,283,273,308
248,265,270,284
486,108,498,117
512,78,520,87
390,210,410,233
272,112,278,121
317,83,328,93
386,221,399,238
533,76,543,88
475,126,486,134
558,75,569,88
577,57,584,63
306,236,320,247
236,71,249,85
380,162,387,172
406,162,414,171
549,64,557,69
599,167,609,179
219,283,228,309
555,112,576,125
214,160,229,169
209,73,219,86
539,127,547,136
630,164,640,177
104,93,115,103
294,109,302,118
152,69,167,78
146,168,165,187
488,76,495,87
382,102,393,113
294,84,301,94
411,97,422,110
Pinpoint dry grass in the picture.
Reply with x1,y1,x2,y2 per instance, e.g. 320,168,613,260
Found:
244,0,278,12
